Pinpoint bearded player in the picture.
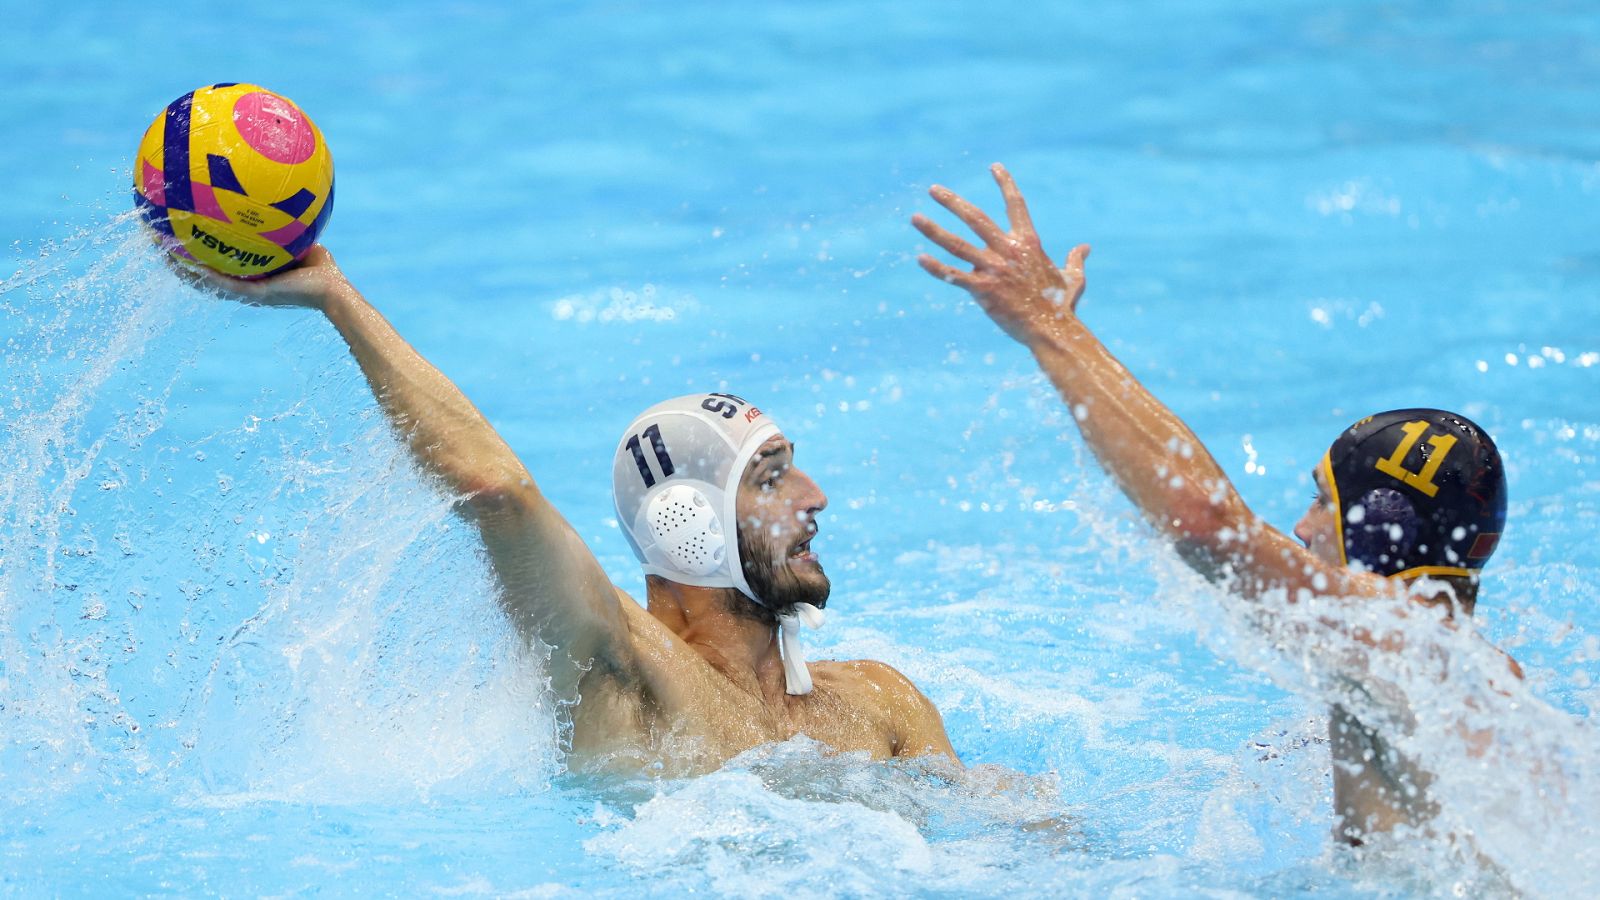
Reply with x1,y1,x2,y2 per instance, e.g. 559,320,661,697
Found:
190,247,957,775
914,164,1518,844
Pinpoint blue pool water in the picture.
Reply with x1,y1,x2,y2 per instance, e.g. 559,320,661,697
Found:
5,1,1600,895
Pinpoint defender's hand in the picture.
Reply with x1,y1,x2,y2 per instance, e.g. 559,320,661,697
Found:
169,245,350,312
913,163,1089,345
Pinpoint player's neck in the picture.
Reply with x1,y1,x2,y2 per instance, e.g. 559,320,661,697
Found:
1401,574,1479,619
646,577,783,686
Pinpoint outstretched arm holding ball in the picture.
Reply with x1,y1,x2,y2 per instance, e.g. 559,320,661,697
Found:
149,85,960,776
140,84,629,696
190,250,632,700
193,247,957,774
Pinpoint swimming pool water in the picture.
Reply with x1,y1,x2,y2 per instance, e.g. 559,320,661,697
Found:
5,1,1600,896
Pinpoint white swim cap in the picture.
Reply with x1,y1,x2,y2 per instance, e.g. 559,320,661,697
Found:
612,392,824,695
613,392,780,600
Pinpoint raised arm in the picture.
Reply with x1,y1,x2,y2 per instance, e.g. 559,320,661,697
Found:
912,166,1381,606
188,249,631,693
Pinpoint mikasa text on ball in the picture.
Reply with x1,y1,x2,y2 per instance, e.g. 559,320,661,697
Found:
133,83,334,278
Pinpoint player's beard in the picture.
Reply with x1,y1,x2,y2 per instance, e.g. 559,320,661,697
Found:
738,527,830,615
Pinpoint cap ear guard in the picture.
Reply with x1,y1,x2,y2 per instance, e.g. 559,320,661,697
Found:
647,484,727,577
1343,487,1419,573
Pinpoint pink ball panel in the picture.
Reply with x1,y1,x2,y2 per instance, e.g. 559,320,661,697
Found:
232,91,316,165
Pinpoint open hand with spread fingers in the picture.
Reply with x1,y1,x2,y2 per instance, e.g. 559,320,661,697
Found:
912,163,1090,345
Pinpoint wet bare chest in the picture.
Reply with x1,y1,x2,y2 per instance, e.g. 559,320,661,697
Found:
568,669,894,773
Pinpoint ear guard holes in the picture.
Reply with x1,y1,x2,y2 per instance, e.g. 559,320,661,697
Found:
646,484,728,577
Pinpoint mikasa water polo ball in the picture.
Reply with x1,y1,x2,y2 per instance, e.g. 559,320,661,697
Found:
133,83,334,278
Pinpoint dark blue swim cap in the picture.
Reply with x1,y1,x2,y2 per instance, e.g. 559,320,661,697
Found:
1321,409,1507,579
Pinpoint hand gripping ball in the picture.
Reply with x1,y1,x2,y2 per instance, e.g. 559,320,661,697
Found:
133,83,334,278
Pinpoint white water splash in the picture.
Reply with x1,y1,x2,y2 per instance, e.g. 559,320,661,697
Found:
0,217,562,809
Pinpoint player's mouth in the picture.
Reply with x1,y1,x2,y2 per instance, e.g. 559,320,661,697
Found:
790,527,819,563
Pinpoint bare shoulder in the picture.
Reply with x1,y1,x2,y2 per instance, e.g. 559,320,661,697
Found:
813,659,958,762
612,588,689,662
814,658,924,698
608,588,730,704
805,658,933,721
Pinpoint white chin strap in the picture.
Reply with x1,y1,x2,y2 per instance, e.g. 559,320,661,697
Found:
777,602,826,695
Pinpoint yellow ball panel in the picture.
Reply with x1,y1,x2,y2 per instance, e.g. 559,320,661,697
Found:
167,209,295,278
